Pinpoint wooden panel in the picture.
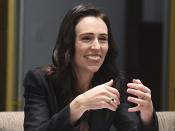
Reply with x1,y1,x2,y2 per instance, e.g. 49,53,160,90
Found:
6,0,15,111
168,0,175,110
0,0,8,111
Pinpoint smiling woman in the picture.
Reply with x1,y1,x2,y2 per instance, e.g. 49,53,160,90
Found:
23,4,158,131
73,16,108,75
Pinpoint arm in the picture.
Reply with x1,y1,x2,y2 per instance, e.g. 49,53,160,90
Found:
24,69,79,131
70,80,121,124
113,101,158,131
126,79,158,131
112,77,158,131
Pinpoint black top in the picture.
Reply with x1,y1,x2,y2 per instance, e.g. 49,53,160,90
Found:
23,69,158,131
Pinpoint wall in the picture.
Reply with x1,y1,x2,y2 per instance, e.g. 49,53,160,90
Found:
21,0,126,85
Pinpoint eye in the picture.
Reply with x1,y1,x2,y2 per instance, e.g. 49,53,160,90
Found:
99,37,108,43
81,36,93,42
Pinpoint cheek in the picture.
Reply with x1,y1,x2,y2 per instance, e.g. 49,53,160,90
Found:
74,45,85,59
102,45,109,56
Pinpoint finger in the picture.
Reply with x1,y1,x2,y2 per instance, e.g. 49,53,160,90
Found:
107,98,119,109
104,85,120,98
114,97,120,105
133,79,142,84
127,88,147,99
128,106,140,112
104,91,120,105
104,79,113,87
103,101,118,111
127,83,151,93
104,96,119,108
108,97,120,106
89,96,116,111
127,96,145,105
99,96,118,111
101,96,119,107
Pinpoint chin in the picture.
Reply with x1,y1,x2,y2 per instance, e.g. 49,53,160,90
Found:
88,66,100,73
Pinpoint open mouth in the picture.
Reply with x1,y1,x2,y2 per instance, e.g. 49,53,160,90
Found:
85,55,101,60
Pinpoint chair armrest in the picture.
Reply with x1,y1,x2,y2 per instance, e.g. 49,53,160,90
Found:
0,111,24,131
156,111,175,131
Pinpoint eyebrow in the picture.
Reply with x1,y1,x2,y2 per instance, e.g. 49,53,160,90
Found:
79,33,108,36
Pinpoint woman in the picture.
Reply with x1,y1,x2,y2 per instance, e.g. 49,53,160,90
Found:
23,4,158,131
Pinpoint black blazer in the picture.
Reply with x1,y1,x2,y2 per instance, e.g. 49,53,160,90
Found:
23,69,158,131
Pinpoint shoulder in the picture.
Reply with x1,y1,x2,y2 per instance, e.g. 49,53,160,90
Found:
24,68,45,77
23,68,46,85
23,68,50,94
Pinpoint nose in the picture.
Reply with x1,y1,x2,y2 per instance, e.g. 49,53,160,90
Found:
91,38,100,50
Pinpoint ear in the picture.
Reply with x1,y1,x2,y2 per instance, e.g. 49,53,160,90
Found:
65,50,71,66
52,47,58,66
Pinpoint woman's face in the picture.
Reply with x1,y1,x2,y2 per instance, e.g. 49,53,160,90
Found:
72,16,108,73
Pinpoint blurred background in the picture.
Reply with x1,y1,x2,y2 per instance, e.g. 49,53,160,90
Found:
0,0,175,112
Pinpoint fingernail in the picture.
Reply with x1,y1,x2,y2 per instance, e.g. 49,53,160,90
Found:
110,79,113,83
127,97,131,101
127,83,131,86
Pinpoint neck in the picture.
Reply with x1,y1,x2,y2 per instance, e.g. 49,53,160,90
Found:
73,68,94,93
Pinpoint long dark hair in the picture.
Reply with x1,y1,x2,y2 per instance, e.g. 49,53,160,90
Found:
44,4,119,108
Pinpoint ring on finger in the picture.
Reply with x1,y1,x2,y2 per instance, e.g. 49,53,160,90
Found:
109,97,115,104
141,95,146,100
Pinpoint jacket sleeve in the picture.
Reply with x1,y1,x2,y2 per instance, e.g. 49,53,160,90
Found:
113,102,158,131
113,75,158,131
23,69,80,131
138,109,158,131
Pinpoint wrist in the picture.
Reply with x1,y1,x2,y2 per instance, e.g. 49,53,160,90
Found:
74,95,87,113
140,107,154,126
70,95,87,124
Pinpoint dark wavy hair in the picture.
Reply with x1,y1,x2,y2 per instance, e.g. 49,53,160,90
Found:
44,4,119,108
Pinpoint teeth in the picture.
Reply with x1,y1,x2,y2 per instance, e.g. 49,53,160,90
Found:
86,56,100,60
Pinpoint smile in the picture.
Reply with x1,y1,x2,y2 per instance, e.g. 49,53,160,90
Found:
85,55,101,61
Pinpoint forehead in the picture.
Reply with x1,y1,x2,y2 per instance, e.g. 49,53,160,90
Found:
75,16,108,35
